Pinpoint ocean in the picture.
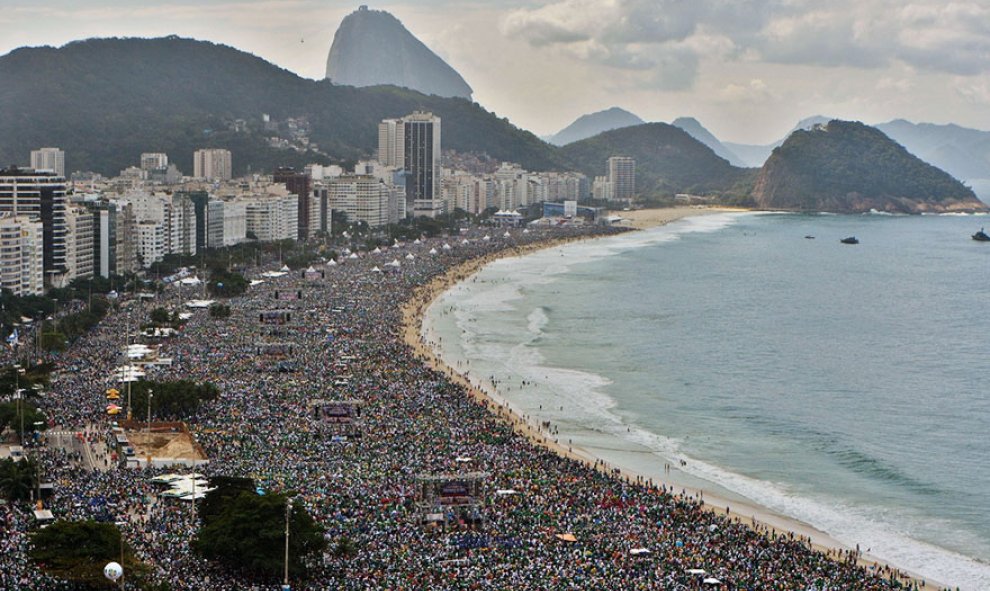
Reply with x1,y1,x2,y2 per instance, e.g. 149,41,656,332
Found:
424,212,990,590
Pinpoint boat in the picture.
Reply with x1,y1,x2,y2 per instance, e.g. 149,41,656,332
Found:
804,235,815,239
840,237,859,244
972,228,990,242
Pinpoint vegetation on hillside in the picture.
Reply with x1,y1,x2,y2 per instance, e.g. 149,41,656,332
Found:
753,120,984,212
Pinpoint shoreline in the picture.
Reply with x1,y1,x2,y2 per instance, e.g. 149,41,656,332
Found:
401,207,943,591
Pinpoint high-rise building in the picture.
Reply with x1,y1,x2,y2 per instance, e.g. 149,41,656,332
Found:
0,167,69,284
30,147,65,177
377,119,405,168
273,167,312,240
402,112,442,217
140,153,169,171
606,156,636,201
207,200,225,248
328,175,393,228
193,149,232,181
0,213,44,296
88,200,137,278
64,206,95,281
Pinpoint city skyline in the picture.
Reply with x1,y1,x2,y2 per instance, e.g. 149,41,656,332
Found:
1,0,988,144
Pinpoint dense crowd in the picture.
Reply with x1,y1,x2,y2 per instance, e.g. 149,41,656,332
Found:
0,224,938,590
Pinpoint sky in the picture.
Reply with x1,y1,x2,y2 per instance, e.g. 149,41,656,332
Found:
2,0,989,144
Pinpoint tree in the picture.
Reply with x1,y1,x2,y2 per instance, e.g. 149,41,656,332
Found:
208,303,231,319
127,380,219,421
193,492,326,578
30,520,147,587
0,456,37,501
0,401,48,436
149,307,171,325
208,269,248,298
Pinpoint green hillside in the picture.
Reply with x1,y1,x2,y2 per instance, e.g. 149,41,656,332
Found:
752,120,986,213
562,123,756,198
0,37,563,176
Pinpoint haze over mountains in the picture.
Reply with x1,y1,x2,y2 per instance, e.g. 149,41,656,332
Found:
546,108,644,146
0,30,984,213
325,6,472,100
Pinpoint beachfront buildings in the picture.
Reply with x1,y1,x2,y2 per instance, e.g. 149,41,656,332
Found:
0,167,70,286
378,112,442,218
0,213,45,296
327,174,394,228
606,156,636,201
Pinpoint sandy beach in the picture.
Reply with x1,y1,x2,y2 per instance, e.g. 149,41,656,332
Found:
402,207,941,591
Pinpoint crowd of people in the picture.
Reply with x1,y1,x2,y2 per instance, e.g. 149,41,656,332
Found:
0,223,940,590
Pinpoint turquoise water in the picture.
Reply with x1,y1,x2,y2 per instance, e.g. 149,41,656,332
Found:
425,212,990,590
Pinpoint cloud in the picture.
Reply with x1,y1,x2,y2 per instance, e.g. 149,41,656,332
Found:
501,0,990,91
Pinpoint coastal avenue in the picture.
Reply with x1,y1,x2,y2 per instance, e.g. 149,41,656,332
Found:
0,223,938,590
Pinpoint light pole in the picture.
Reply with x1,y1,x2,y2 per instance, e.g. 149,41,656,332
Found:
283,497,292,591
146,390,153,433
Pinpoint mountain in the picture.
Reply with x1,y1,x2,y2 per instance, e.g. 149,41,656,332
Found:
671,117,745,167
325,6,472,100
875,119,990,200
548,107,644,146
752,120,985,213
562,123,756,199
724,115,833,167
0,37,559,176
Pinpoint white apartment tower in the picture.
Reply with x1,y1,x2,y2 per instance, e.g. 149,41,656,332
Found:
606,156,636,201
0,214,44,296
193,149,233,181
30,147,65,177
377,112,442,217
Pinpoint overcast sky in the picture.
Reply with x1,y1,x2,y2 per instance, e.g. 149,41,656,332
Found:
2,0,989,144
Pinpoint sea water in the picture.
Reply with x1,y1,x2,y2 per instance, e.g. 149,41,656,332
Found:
424,212,990,590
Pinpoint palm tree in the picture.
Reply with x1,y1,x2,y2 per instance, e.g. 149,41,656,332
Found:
0,457,37,502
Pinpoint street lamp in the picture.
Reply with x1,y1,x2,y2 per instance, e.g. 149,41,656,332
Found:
283,497,292,591
146,390,153,433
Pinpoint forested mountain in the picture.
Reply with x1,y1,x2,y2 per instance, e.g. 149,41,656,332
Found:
671,117,745,167
752,120,986,213
562,123,756,198
0,37,557,176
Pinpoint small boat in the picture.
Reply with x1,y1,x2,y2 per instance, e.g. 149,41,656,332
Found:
840,237,859,245
972,228,990,242
804,235,815,240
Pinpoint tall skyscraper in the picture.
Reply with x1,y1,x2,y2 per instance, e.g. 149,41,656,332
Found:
30,147,65,177
401,112,442,217
193,149,232,181
377,119,405,168
606,156,636,201
0,167,68,284
273,167,312,240
0,213,44,296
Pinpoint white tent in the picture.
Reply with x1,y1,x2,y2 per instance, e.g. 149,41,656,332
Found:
405,253,415,260
687,569,706,575
703,578,722,585
304,266,317,273
442,243,452,250
482,235,491,241
503,231,511,238
260,271,287,278
371,266,382,273
461,239,470,244
179,277,202,286
348,253,359,259
249,279,265,286
373,247,382,254
429,248,438,255
185,299,215,309
327,259,337,266
523,229,530,234
385,259,401,268
495,489,519,496
630,548,651,556
414,238,422,244
280,264,290,272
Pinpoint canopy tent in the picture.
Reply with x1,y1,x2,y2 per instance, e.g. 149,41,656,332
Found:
630,548,651,556
495,489,519,496
327,259,338,267
442,243,452,250
482,235,491,241
372,247,382,254
429,248,438,255
178,277,202,286
371,266,382,273
503,231,511,237
687,569,707,575
703,578,722,585
348,253,359,259
260,271,287,278
405,253,415,260
249,279,265,287
184,300,216,309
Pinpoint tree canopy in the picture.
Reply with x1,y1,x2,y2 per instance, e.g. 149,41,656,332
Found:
193,491,326,578
30,520,146,587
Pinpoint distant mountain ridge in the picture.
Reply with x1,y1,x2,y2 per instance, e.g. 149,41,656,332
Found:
671,117,745,167
548,107,644,146
724,116,832,167
752,120,985,213
325,6,472,100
